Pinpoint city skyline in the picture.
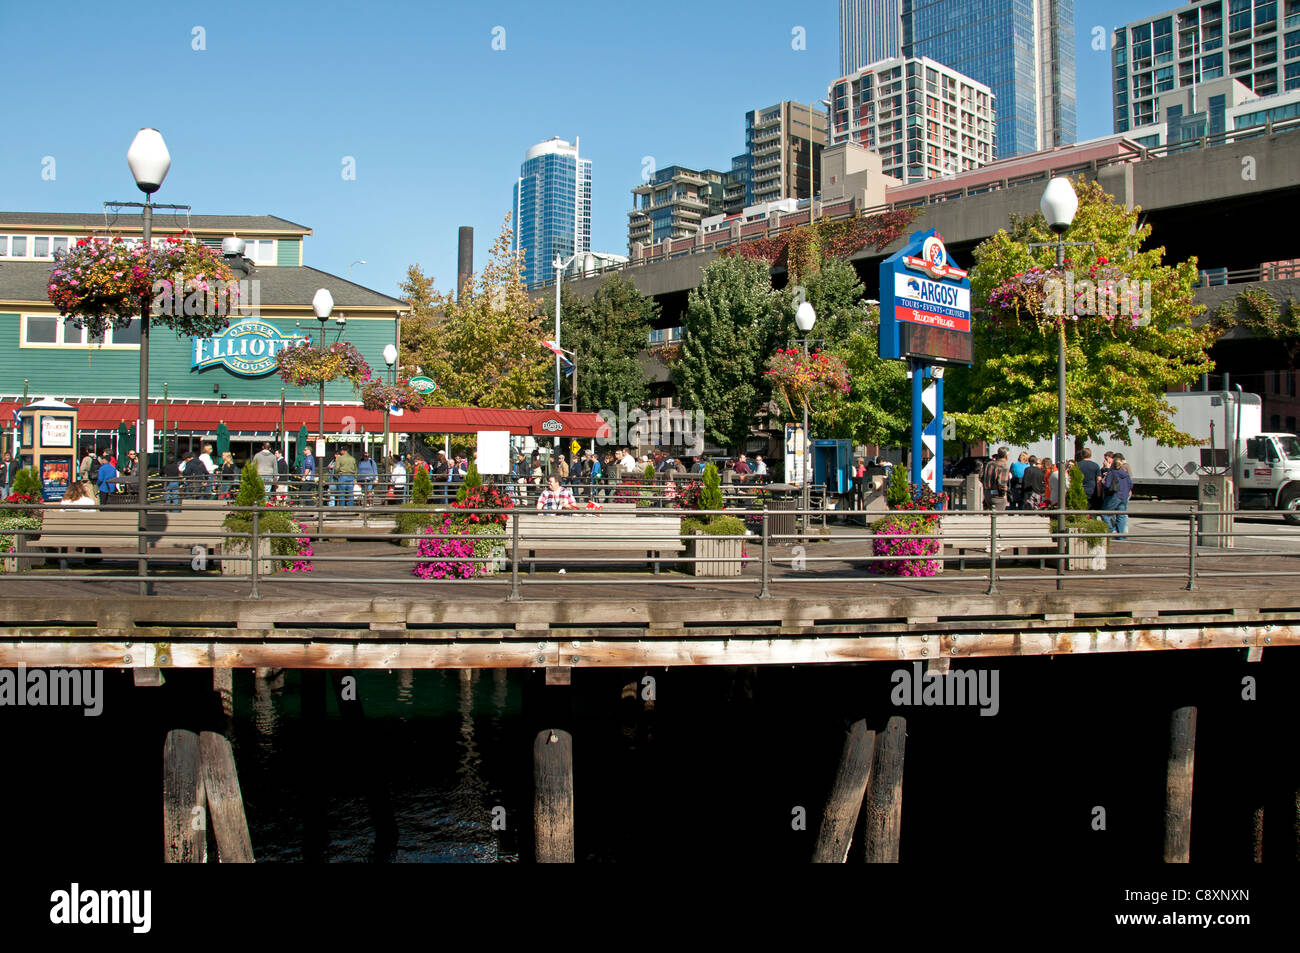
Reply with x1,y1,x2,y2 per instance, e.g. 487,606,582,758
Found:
0,0,1184,300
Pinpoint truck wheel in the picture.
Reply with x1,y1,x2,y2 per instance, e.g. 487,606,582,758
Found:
1283,491,1300,525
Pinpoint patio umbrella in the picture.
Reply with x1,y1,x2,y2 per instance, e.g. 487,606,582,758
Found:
296,424,310,468
116,420,134,455
216,421,230,456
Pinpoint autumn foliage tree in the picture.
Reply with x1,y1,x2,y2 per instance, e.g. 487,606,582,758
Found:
400,213,550,410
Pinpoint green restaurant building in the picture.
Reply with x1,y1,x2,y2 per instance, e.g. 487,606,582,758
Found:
0,211,408,465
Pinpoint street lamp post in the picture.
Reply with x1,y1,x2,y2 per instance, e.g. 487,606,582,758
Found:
349,259,366,282
1037,177,1085,590
794,301,818,532
311,289,334,532
124,128,178,596
382,342,397,472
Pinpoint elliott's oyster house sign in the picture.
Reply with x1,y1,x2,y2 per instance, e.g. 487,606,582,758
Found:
192,320,309,377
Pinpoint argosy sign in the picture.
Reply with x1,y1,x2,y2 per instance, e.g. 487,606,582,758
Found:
192,320,309,377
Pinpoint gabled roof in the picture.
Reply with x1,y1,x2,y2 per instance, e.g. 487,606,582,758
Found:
0,212,312,235
0,261,405,310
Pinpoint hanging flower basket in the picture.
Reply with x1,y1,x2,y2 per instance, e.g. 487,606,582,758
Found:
48,235,238,337
276,340,372,387
763,348,851,419
359,377,427,412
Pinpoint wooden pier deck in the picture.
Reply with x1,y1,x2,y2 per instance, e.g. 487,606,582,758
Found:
1,536,1298,670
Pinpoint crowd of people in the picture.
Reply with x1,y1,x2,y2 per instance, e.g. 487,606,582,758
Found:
979,446,1133,536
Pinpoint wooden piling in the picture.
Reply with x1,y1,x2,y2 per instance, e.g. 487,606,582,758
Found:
812,719,876,863
198,731,254,863
862,715,906,863
533,728,575,863
1163,705,1197,863
163,729,205,863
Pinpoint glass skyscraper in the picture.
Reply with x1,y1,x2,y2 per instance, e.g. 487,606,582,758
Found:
895,0,1076,158
513,137,592,289
840,0,904,74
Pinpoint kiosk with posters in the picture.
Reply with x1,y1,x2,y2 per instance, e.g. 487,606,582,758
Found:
17,398,79,502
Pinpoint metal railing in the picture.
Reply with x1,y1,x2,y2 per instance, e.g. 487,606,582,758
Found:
1,500,1297,601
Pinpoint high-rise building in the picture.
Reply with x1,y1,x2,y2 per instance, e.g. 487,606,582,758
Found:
901,0,1076,157
1121,75,1300,146
513,137,592,289
840,0,904,74
628,166,732,249
828,56,995,183
740,102,828,207
1112,1,1299,134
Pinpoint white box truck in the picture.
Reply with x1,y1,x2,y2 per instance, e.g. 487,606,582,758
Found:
1017,390,1300,522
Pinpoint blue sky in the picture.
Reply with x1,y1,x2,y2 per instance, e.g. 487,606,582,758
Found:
0,0,1169,299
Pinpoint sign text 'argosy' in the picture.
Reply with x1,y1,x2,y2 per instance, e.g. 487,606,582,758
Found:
879,229,973,366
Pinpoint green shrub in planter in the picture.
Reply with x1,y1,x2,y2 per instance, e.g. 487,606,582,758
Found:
1064,464,1109,544
885,464,912,509
0,514,43,569
682,515,747,536
223,463,312,571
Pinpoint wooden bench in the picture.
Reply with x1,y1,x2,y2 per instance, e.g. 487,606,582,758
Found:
24,508,228,570
938,514,1056,569
515,512,684,573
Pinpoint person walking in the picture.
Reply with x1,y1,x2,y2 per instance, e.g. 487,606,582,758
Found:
334,447,358,507
0,452,15,500
252,442,278,496
357,452,378,505
1008,451,1029,509
162,454,183,506
96,451,119,501
1077,448,1101,513
390,456,407,504
1021,456,1046,510
1101,453,1133,538
981,448,1011,510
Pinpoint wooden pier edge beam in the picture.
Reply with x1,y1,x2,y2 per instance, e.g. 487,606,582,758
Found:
534,728,575,863
812,719,876,863
861,715,906,863
1163,705,1197,863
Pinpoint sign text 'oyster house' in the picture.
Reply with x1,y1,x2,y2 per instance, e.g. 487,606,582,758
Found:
191,320,309,377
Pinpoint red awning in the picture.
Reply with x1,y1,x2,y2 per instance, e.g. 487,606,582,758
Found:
1,401,609,437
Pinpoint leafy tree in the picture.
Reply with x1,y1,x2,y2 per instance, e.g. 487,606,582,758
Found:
785,261,910,446
401,213,550,409
674,256,789,450
539,272,657,413
948,176,1220,456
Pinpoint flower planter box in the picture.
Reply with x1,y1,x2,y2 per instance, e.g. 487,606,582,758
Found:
1065,527,1108,571
221,538,273,576
684,534,743,577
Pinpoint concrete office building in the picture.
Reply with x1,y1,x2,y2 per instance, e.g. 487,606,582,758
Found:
828,55,995,183
901,0,1076,157
840,0,904,74
513,137,592,289
1112,0,1300,133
